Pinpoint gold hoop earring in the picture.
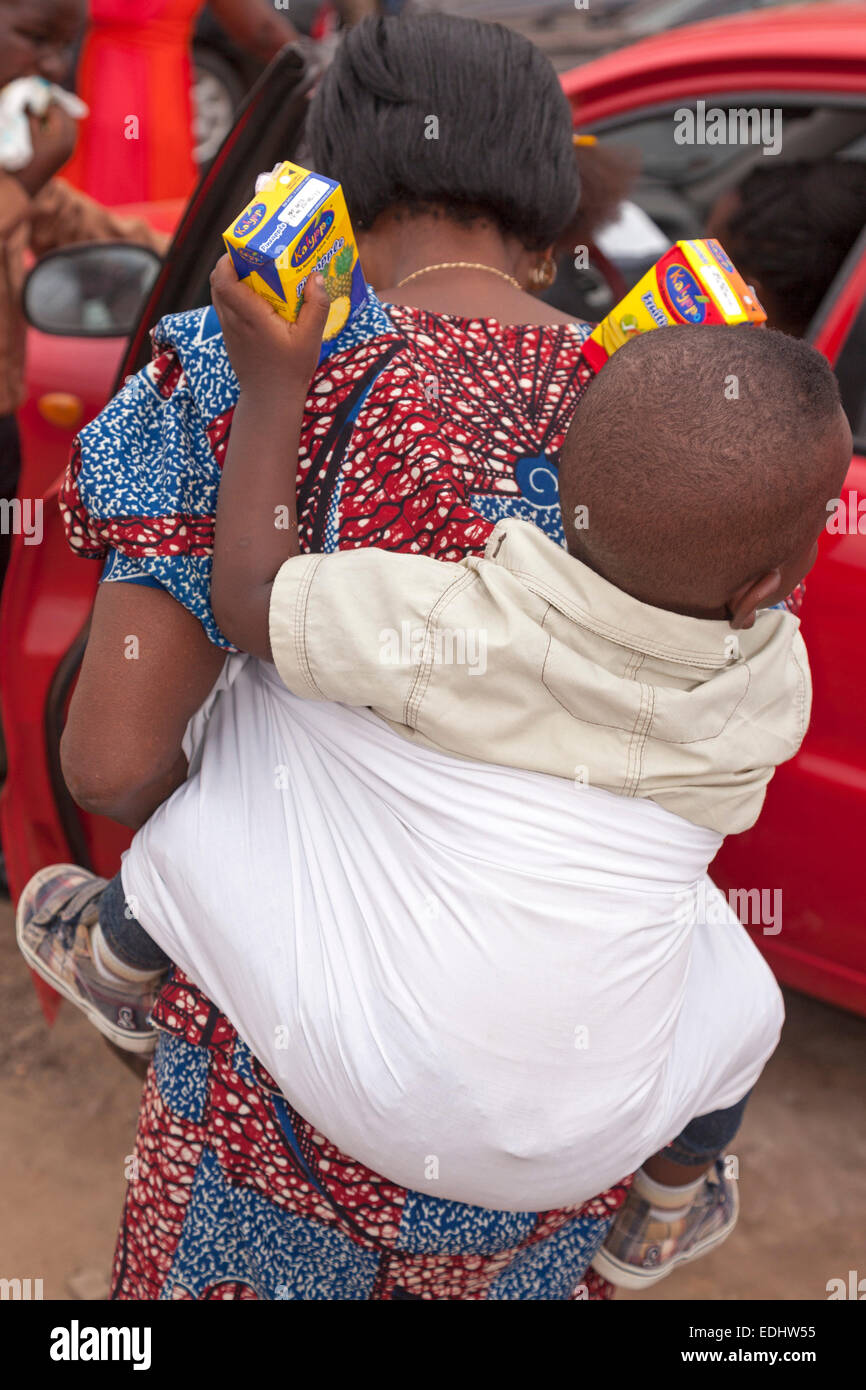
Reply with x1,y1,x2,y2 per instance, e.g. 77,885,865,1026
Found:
529,257,557,290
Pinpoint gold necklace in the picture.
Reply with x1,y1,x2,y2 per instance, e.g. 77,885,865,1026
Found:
395,261,522,291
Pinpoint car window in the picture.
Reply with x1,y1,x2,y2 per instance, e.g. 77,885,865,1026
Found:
591,100,866,244
596,110,750,187
595,105,814,185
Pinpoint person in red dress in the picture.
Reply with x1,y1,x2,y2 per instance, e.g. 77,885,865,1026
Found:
61,0,299,204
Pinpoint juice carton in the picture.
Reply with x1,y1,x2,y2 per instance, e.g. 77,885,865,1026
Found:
582,238,766,372
223,160,366,341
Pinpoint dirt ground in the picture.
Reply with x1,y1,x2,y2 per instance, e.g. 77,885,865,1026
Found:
1,897,864,1302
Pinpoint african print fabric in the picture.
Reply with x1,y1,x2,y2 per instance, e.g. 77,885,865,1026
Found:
113,980,629,1301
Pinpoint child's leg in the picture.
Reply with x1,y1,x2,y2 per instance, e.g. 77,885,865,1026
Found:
94,871,172,978
592,1093,750,1289
16,864,165,1055
642,1090,752,1188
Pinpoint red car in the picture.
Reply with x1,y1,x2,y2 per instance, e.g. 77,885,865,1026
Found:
2,8,865,1018
562,2,866,1016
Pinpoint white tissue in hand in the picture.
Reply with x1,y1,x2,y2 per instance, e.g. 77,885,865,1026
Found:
0,76,88,172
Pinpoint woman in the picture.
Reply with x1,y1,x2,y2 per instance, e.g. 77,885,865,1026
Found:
55,15,627,1299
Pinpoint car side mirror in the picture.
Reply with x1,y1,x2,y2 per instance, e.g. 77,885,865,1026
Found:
23,242,163,338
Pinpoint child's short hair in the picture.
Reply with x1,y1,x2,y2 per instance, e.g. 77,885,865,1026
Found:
559,324,846,610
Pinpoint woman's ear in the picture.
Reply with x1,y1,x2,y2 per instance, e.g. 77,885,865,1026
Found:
726,569,782,629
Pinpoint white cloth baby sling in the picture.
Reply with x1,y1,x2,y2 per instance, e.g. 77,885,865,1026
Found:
122,654,783,1211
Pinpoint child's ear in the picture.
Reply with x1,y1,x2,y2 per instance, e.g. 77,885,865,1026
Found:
726,569,782,630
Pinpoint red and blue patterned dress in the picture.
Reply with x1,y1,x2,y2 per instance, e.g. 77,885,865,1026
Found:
63,290,632,1299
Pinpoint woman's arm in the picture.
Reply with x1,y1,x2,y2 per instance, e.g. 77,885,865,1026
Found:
61,581,226,829
63,262,325,825
208,0,299,58
208,256,329,659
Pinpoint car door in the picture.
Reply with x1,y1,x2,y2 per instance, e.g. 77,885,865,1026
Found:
0,44,317,904
713,228,866,1017
567,84,866,1014
582,94,866,273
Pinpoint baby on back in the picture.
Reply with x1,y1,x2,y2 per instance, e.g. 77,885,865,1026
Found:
123,316,851,1215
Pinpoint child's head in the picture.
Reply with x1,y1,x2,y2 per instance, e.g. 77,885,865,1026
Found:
559,324,852,628
0,0,84,90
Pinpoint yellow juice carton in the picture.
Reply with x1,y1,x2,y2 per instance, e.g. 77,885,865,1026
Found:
582,238,766,372
223,160,366,341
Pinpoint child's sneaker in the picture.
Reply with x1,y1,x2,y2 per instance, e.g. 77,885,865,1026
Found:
16,864,160,1055
591,1158,738,1288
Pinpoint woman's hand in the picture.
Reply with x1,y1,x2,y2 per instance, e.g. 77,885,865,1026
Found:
209,254,330,402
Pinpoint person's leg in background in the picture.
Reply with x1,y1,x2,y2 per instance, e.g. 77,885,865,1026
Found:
592,1095,750,1288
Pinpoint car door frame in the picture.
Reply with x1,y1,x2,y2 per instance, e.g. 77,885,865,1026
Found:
713,228,866,1017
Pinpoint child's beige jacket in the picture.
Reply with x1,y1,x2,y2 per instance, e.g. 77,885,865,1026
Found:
268,517,811,836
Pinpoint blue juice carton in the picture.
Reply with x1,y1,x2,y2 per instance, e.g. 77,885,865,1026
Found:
223,160,366,340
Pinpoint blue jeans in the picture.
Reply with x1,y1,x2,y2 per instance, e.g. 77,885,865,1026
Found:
98,871,750,1162
659,1090,751,1166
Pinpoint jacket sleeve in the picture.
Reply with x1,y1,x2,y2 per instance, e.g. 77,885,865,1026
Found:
268,548,476,721
27,178,169,257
